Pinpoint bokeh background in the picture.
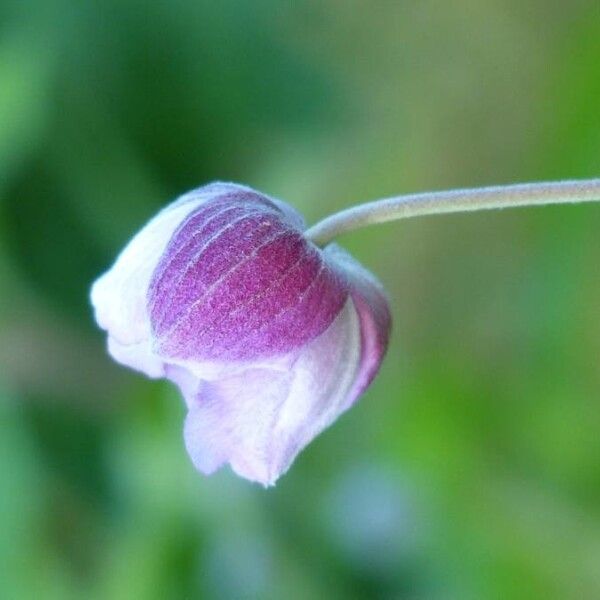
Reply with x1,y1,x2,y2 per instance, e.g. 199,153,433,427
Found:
1,1,600,598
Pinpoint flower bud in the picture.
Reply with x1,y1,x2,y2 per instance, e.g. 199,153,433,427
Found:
91,182,391,485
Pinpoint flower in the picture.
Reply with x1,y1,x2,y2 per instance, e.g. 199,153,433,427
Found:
91,182,391,485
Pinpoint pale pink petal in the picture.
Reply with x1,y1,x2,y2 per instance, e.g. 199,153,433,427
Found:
181,299,362,486
324,244,391,411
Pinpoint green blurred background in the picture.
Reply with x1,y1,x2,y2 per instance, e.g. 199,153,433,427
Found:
1,1,600,598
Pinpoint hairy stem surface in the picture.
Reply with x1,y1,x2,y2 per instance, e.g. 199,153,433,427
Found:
305,179,600,246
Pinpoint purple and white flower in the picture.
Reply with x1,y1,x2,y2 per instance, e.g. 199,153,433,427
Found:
91,182,391,485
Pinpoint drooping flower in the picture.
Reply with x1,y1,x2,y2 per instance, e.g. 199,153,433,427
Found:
91,182,391,485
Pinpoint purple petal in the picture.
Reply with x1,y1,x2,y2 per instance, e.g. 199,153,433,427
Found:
148,187,347,361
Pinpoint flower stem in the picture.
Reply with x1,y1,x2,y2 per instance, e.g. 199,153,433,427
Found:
305,178,600,247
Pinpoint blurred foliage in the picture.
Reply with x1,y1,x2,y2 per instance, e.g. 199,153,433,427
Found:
1,1,600,598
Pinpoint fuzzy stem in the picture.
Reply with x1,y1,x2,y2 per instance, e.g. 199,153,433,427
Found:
305,178,600,247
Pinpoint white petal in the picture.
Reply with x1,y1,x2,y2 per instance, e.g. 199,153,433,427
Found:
107,335,164,378
90,188,212,375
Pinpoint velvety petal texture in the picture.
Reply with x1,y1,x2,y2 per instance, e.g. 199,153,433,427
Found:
91,182,391,485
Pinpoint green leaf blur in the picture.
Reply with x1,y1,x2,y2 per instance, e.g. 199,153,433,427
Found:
1,2,599,598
